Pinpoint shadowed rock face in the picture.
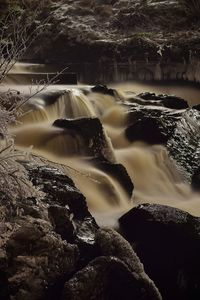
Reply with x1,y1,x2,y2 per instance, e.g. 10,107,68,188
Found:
90,157,134,197
62,229,162,300
0,161,98,300
167,108,200,180
0,160,160,300
125,116,169,144
124,92,199,181
137,93,189,109
192,167,200,191
119,204,200,300
53,117,116,163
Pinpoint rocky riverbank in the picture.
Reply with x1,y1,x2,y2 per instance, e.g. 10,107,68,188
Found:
29,0,200,65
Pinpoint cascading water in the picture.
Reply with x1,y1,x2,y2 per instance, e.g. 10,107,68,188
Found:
9,74,200,226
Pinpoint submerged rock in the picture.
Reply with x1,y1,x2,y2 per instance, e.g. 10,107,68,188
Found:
119,203,200,300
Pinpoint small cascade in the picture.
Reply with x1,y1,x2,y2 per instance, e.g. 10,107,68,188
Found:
19,89,96,124
10,81,200,222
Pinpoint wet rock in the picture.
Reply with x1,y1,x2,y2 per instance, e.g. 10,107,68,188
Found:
125,116,168,144
191,167,200,191
125,95,183,140
0,160,99,300
90,158,134,197
193,104,200,111
53,117,116,162
138,93,189,109
167,108,200,180
91,85,115,96
119,203,200,300
24,162,99,263
5,219,79,300
62,256,161,300
161,95,188,109
62,228,161,300
48,205,74,242
137,92,164,101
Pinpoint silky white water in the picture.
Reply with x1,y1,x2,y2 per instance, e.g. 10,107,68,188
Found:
5,63,200,225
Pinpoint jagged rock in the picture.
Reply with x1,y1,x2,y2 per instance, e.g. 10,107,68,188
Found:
62,228,161,300
191,167,200,191
0,161,99,300
119,203,200,300
167,108,200,180
53,117,116,162
48,205,75,242
125,96,183,141
125,116,168,144
24,162,99,264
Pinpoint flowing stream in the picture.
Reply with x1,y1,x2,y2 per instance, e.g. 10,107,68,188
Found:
5,63,200,226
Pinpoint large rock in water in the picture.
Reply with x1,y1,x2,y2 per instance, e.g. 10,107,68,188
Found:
125,93,185,145
53,117,115,163
137,93,189,109
119,204,200,300
125,116,168,144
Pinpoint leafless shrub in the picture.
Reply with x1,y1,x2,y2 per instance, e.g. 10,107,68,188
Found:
0,8,52,201
0,140,44,201
178,0,200,19
0,9,51,84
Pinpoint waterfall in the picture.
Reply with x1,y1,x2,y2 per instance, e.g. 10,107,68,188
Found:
10,83,200,226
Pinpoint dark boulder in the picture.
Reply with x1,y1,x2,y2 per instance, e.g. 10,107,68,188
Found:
125,116,168,144
90,158,134,198
119,203,200,300
91,85,115,96
53,117,115,162
138,93,188,109
137,92,162,101
191,167,200,191
193,104,200,111
62,228,161,300
162,95,188,109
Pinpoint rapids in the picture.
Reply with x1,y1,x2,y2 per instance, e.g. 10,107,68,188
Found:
7,73,200,226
